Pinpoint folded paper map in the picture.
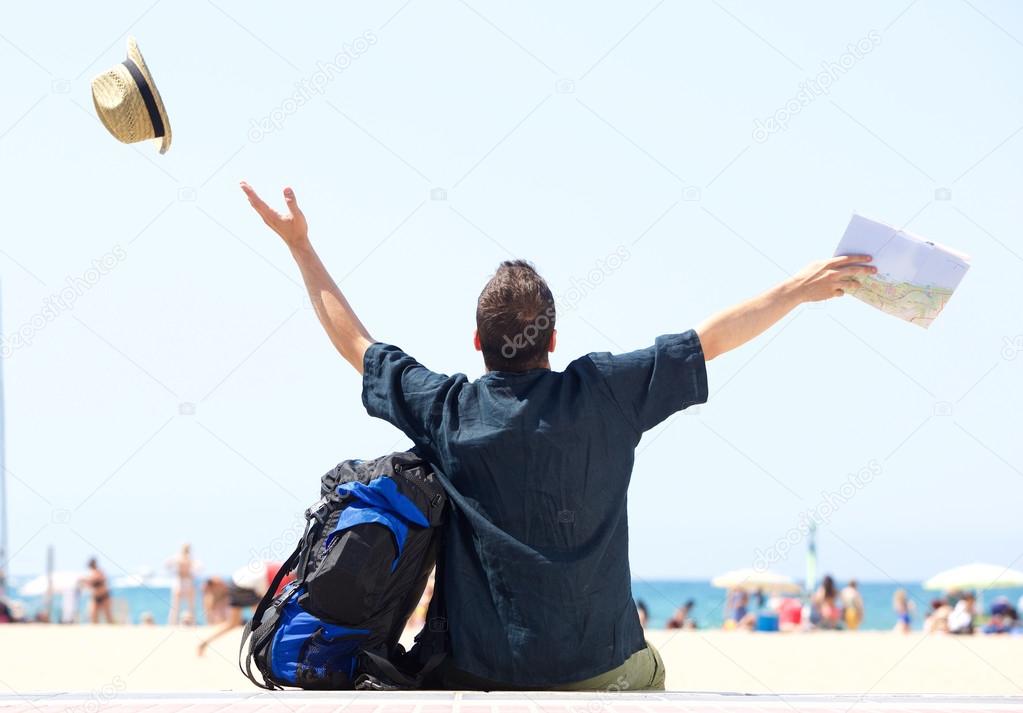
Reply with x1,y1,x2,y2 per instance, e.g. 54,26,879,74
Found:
833,214,970,328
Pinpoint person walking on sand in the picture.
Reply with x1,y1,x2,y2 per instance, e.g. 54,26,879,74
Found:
241,181,876,690
202,576,231,625
197,561,293,656
840,579,864,630
167,543,199,625
81,558,113,624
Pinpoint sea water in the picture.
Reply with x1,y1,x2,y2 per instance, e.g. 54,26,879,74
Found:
13,579,1023,629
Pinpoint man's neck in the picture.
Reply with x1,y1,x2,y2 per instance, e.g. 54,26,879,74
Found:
485,360,551,374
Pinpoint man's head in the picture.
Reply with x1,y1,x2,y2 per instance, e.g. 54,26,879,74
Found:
474,260,556,372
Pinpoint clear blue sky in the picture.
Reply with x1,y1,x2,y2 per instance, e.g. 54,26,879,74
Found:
1,0,1020,584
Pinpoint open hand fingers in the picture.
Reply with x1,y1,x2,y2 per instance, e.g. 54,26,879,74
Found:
283,187,303,219
830,254,872,267
835,266,874,292
835,264,877,277
240,181,277,222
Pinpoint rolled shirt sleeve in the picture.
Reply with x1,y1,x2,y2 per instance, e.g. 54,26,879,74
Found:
589,329,709,433
362,343,461,448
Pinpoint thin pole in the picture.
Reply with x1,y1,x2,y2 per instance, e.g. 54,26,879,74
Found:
45,544,53,621
0,283,7,598
805,521,817,594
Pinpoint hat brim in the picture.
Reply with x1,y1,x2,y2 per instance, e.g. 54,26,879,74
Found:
126,37,171,154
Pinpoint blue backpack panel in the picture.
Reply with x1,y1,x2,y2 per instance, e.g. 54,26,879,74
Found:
240,451,447,690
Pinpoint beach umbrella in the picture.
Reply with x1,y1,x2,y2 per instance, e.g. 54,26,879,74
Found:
111,572,176,589
923,563,1023,591
19,570,84,596
711,568,801,594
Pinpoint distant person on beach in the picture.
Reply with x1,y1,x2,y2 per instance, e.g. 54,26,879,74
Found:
197,561,292,656
753,589,766,610
726,590,756,630
81,558,113,624
202,576,231,625
813,575,841,629
166,543,199,625
242,181,875,690
840,579,864,630
892,588,914,633
981,597,1018,634
924,598,952,633
947,592,976,635
666,599,696,630
636,599,649,629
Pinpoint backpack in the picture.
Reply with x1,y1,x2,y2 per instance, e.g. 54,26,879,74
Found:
239,451,448,690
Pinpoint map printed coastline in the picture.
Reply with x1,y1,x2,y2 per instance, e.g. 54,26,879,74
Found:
846,275,955,328
834,214,970,329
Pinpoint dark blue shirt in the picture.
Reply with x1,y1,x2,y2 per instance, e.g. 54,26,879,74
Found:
362,330,708,686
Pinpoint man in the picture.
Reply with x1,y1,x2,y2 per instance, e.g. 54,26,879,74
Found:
197,560,293,656
948,592,976,635
840,579,864,630
241,182,874,690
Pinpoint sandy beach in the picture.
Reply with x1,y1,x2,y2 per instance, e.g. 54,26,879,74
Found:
0,626,1019,695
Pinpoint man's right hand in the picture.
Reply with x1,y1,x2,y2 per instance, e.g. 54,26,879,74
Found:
240,181,309,249
695,254,877,361
788,254,876,302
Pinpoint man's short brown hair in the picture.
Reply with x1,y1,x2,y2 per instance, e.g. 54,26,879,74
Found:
476,260,555,372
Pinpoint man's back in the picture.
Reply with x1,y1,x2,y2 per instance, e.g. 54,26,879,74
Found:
362,331,708,686
241,180,875,687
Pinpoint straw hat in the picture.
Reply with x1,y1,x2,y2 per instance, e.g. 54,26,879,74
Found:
91,37,172,154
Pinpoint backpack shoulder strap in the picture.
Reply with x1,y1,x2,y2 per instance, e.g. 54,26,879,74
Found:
237,543,303,689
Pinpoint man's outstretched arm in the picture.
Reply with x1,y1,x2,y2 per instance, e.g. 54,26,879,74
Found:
241,182,374,373
695,254,876,361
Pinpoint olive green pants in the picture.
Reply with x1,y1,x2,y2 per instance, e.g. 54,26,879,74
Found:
553,643,665,692
442,642,666,691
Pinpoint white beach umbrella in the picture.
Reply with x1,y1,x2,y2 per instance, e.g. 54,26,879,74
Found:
711,568,801,594
111,572,176,589
19,570,84,597
923,563,1023,591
